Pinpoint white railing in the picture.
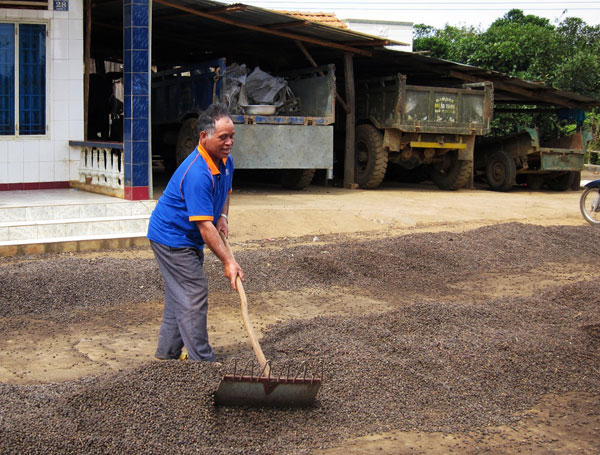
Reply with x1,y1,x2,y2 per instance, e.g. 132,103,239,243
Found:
69,141,124,195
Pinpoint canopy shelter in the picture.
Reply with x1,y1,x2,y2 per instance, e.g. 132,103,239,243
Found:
86,0,600,196
89,0,599,108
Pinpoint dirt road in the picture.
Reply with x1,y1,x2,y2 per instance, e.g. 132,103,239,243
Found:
1,182,599,454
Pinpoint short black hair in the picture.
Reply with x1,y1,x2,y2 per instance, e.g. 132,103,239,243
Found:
195,103,232,138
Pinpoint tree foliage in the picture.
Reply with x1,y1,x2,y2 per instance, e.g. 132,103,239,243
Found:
413,9,600,149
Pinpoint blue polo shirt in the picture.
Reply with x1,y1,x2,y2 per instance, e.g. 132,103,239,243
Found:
147,144,234,248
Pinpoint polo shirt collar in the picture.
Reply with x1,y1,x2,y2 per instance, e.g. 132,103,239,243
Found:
197,142,227,175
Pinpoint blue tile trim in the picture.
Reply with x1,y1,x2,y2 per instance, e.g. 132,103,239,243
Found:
132,73,149,96
133,141,148,165
123,26,131,51
123,4,131,29
123,72,132,94
132,4,149,27
124,0,149,188
123,118,132,143
133,95,148,119
133,163,149,186
124,140,132,164
124,94,132,119
133,50,148,73
124,162,133,186
132,118,148,141
132,27,148,49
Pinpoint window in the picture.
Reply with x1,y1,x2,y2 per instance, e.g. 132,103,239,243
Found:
0,22,46,136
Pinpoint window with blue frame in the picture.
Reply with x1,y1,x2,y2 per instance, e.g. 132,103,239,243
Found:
0,23,46,136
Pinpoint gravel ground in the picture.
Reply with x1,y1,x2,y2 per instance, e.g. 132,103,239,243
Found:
1,222,599,454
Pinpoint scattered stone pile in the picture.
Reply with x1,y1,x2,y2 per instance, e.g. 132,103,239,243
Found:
2,223,599,317
1,223,599,454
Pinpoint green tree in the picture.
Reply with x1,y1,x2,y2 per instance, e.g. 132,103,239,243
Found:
413,9,600,141
414,9,600,96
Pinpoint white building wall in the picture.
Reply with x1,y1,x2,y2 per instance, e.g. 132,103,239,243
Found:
0,0,84,187
343,19,413,52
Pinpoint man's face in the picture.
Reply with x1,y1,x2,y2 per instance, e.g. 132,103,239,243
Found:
200,116,235,162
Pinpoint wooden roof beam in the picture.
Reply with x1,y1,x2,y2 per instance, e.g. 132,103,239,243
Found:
344,39,392,47
154,5,248,20
205,5,248,15
448,70,576,108
153,0,372,56
265,20,311,30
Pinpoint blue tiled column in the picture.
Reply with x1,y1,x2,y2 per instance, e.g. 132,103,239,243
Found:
123,0,150,200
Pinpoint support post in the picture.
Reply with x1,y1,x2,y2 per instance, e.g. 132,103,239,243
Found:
84,0,92,140
123,0,151,200
344,53,356,189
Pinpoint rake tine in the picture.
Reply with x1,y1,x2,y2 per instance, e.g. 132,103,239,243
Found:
225,358,238,380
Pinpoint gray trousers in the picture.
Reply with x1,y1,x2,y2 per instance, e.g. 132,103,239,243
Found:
150,241,216,362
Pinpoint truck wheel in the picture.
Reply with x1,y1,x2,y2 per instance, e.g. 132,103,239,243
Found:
281,169,316,190
430,150,472,190
485,150,516,192
546,172,573,191
355,124,388,189
175,118,198,166
570,171,581,190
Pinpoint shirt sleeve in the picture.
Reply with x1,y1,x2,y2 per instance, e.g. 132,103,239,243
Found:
227,156,234,194
183,169,215,222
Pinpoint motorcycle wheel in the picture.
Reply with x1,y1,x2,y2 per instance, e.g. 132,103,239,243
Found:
580,187,600,226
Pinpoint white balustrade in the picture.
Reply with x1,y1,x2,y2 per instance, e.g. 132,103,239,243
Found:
77,145,124,190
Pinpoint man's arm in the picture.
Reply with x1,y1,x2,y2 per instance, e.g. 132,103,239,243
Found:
215,193,230,238
197,219,244,290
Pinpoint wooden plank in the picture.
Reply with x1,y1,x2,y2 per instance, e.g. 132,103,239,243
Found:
344,53,356,188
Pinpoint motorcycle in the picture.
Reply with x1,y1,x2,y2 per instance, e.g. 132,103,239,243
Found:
580,179,600,225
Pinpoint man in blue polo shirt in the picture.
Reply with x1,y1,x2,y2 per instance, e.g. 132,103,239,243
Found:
147,103,244,362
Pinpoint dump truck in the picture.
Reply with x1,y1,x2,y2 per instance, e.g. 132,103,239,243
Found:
354,74,493,189
151,58,335,189
474,127,590,191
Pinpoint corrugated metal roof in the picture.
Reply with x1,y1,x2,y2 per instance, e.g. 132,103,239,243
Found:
90,0,599,108
359,48,600,108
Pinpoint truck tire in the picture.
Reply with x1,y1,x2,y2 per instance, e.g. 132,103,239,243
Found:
570,171,581,190
175,118,198,166
281,169,316,190
355,124,388,189
546,172,573,191
430,150,472,190
485,150,516,192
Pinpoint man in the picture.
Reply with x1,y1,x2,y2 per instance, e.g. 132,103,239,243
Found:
147,103,244,362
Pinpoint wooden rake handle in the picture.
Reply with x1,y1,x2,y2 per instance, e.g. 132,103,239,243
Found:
219,232,271,377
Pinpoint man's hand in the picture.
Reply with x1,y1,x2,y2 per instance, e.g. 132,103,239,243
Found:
216,215,228,238
223,257,244,291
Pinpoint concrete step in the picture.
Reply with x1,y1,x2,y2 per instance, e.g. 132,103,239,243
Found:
0,200,156,223
0,214,151,244
0,195,157,256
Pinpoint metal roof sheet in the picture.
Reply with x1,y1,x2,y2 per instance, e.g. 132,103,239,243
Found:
90,0,599,108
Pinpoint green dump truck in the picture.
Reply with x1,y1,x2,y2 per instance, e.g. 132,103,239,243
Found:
354,74,494,189
474,127,590,191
